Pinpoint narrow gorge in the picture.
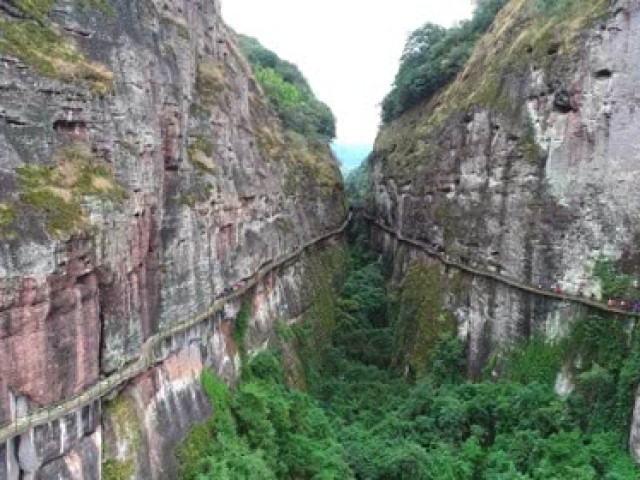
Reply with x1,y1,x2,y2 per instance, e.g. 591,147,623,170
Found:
1,0,640,478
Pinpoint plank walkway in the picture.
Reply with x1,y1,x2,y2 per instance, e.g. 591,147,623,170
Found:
0,214,351,444
364,214,640,318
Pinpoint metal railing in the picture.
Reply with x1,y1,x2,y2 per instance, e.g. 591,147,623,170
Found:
0,213,351,444
364,214,640,318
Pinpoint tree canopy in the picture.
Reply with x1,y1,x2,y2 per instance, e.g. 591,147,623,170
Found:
178,246,640,479
381,0,508,123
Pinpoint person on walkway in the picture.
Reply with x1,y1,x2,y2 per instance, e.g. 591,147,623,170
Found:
607,299,616,308
555,284,562,294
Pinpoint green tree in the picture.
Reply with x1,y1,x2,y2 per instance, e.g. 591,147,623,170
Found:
381,0,508,123
238,34,336,141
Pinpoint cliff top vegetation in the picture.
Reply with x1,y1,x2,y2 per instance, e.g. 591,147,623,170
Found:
238,34,336,142
380,0,609,124
381,0,508,123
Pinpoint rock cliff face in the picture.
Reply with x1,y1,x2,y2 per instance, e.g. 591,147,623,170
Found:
368,0,640,442
0,0,346,478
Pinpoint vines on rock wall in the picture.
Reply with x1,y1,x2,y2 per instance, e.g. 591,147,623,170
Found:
390,260,458,377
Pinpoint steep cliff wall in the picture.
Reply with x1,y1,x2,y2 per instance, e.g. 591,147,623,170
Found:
369,0,639,373
0,0,346,478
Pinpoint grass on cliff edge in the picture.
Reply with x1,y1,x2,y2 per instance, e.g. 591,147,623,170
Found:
0,1,114,94
376,0,611,162
15,142,126,236
461,0,608,114
8,0,113,20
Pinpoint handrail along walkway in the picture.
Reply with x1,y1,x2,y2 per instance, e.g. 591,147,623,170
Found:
364,214,640,318
0,213,352,444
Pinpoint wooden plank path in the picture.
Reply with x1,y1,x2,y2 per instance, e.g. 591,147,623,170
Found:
364,215,640,318
0,214,351,444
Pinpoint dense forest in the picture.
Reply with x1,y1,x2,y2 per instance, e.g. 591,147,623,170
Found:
176,232,640,478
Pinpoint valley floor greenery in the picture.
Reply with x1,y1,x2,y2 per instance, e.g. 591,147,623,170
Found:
177,244,640,479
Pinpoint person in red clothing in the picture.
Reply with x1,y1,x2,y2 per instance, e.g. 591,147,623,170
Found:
607,299,616,308
554,284,562,294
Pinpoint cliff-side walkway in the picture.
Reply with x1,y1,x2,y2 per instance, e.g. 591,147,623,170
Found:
0,213,351,444
364,214,640,318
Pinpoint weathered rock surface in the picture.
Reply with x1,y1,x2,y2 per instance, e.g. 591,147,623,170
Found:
0,0,346,477
369,0,640,461
370,0,640,371
99,243,346,479
368,0,640,457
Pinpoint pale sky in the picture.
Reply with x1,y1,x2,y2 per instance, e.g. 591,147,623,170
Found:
222,1,474,145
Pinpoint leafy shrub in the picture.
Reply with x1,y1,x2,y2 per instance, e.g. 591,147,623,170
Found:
593,258,640,301
503,335,564,385
233,302,250,351
178,354,351,479
238,34,335,141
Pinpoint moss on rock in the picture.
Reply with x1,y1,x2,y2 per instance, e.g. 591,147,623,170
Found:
187,135,216,175
0,3,114,95
102,395,141,480
0,203,16,238
298,245,349,364
102,459,134,480
196,61,229,109
16,142,126,236
391,261,456,377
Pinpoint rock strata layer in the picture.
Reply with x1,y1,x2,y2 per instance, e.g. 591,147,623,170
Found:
0,0,346,477
367,0,640,459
